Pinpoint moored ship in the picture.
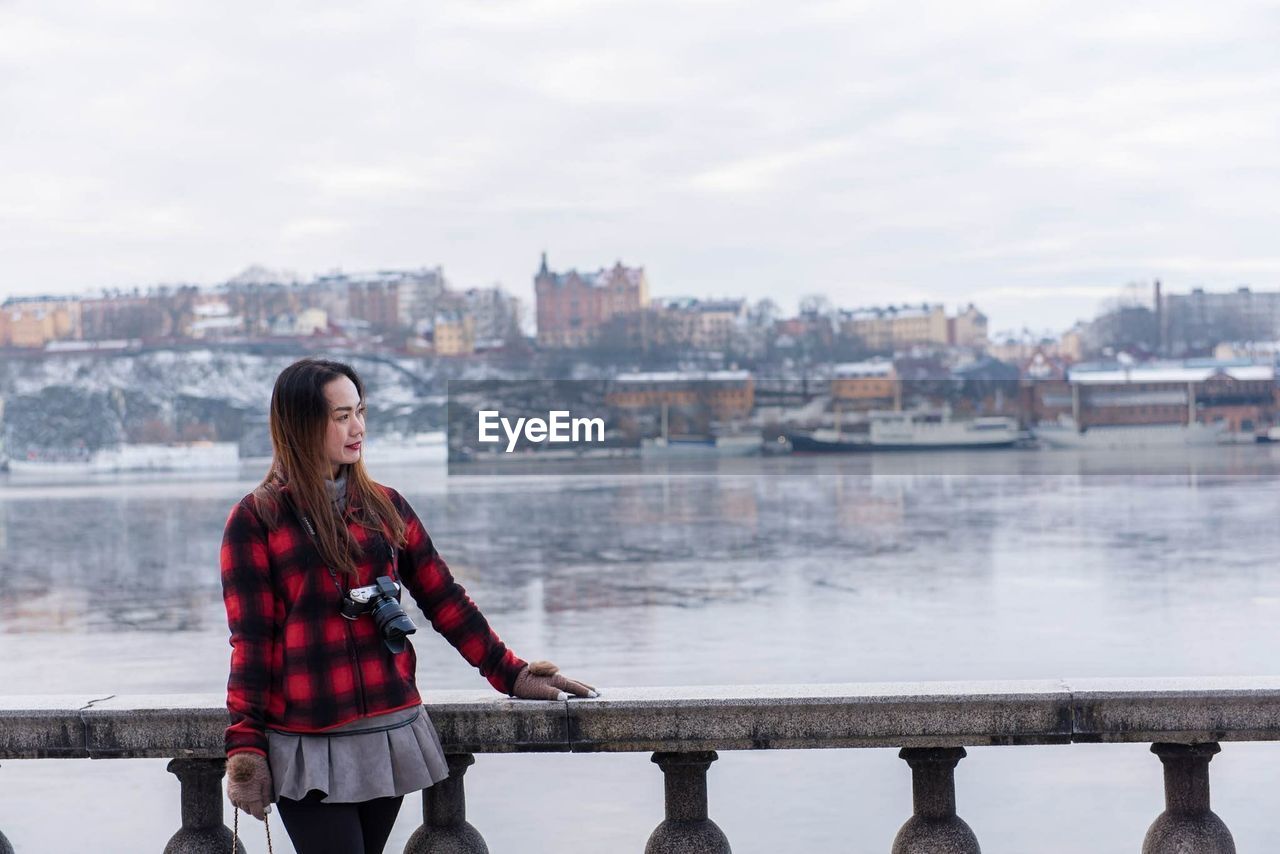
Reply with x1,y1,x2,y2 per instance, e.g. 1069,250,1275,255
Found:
640,433,763,457
787,410,1022,452
1031,416,1227,449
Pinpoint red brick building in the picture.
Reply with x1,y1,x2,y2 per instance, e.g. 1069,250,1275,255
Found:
1033,361,1277,436
347,281,400,332
534,253,649,348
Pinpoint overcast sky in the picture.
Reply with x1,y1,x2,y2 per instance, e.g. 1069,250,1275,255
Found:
3,0,1278,335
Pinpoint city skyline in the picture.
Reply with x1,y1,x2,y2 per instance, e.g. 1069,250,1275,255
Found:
1,257,1272,343
3,1,1279,335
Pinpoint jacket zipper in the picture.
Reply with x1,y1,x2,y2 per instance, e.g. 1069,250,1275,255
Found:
298,503,369,717
344,618,368,716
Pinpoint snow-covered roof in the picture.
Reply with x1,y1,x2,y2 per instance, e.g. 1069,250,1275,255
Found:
542,263,645,289
2,295,80,307
1069,364,1274,384
614,370,751,383
832,361,894,377
43,340,101,351
696,300,745,313
313,267,443,288
191,316,243,331
193,301,231,317
843,304,943,321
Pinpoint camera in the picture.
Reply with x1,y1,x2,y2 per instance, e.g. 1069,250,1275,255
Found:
341,576,418,654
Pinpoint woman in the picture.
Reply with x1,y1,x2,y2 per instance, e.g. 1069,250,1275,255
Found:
222,357,597,854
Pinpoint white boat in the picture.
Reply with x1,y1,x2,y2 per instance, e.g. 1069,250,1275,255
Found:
7,441,241,475
789,409,1021,452
640,402,762,458
640,434,763,458
866,411,1021,449
1032,416,1227,450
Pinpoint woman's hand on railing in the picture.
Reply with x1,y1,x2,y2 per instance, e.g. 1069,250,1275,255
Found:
511,660,600,701
226,752,274,821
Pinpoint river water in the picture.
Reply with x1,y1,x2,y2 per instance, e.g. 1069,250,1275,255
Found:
3,446,1280,852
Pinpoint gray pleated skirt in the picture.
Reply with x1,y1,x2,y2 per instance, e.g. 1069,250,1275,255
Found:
266,704,451,804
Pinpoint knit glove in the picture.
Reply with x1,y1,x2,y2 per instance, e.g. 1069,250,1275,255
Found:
226,752,273,821
511,660,600,701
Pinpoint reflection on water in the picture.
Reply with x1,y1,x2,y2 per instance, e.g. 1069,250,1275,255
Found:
3,447,1280,852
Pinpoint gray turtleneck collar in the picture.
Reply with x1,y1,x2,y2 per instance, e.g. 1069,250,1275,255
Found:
325,470,349,513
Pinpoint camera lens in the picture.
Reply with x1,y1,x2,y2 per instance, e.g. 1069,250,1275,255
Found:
370,597,417,652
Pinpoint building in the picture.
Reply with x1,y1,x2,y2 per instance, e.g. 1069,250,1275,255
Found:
214,279,304,337
835,303,991,352
431,312,476,356
949,356,1022,417
0,296,82,348
649,297,748,351
535,254,649,348
294,307,329,336
830,360,899,410
1050,360,1277,434
839,304,949,350
949,305,988,347
650,298,700,349
608,371,754,421
1162,287,1280,356
312,266,476,337
691,299,747,351
1058,325,1086,362
462,286,522,347
80,292,164,340
649,298,750,351
313,268,442,332
988,329,1084,365
1214,340,1280,361
347,280,400,331
394,267,449,329
189,297,243,339
1020,350,1070,381
266,307,330,337
309,272,355,324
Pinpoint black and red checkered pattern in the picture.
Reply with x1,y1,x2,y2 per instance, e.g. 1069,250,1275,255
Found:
221,484,527,757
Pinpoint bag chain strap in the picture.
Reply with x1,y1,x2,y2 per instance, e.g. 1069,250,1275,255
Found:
231,805,274,854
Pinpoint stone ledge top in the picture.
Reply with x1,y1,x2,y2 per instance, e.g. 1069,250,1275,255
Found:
1064,675,1280,698
3,677,1280,758
0,694,117,713
5,677,1280,711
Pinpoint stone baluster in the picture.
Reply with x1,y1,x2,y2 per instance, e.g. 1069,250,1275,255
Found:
405,752,489,854
644,750,732,854
1142,743,1235,854
891,747,981,854
163,758,244,854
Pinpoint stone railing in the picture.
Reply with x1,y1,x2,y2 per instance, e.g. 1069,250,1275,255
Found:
3,677,1279,853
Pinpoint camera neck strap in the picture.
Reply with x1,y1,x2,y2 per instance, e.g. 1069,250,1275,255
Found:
282,488,398,598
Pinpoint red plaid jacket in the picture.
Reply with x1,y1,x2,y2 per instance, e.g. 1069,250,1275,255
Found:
221,483,527,757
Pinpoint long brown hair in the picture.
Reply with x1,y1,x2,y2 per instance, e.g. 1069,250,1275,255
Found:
249,357,406,578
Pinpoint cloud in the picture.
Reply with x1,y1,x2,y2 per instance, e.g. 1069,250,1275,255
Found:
2,0,1279,333
287,165,438,199
280,217,352,241
688,138,863,194
969,284,1128,301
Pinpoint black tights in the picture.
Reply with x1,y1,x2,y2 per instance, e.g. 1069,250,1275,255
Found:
274,788,404,854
